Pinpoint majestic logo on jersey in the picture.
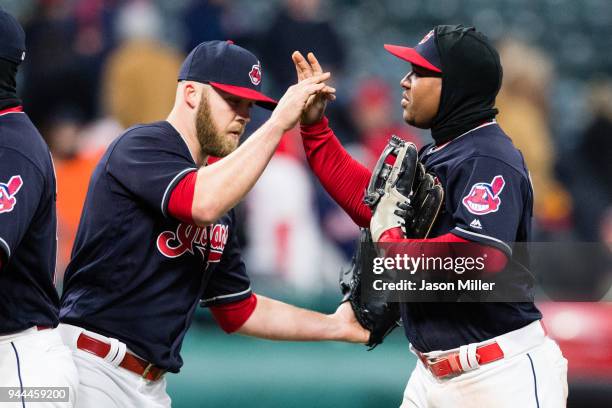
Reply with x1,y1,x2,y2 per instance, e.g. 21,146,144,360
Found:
0,175,23,214
462,175,505,215
469,219,482,229
157,223,229,262
249,63,262,85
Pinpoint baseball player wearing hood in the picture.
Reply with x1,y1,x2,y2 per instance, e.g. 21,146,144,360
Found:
294,25,568,407
0,8,78,407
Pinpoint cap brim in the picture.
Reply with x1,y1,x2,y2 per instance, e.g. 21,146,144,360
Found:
383,44,442,73
210,82,278,110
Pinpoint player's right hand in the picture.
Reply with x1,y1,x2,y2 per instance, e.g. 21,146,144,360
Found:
269,72,335,131
332,301,371,344
292,51,334,125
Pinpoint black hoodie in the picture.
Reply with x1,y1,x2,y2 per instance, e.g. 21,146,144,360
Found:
0,8,26,110
431,25,503,145
0,58,21,110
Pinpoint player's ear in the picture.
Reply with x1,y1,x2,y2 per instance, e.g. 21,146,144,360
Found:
182,81,200,110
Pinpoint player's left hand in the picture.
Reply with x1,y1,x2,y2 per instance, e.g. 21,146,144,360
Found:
292,51,335,125
331,302,371,344
370,142,417,242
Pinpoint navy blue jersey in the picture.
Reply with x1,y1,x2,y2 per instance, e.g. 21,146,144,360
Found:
0,108,59,334
401,121,541,352
60,122,252,372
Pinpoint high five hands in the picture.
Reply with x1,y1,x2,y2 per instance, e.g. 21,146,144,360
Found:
292,51,335,125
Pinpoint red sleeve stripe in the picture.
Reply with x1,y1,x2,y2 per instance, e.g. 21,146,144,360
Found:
210,294,258,333
168,171,197,223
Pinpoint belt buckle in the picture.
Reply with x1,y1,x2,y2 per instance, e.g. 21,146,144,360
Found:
142,362,164,381
427,355,445,366
141,363,154,380
428,353,463,378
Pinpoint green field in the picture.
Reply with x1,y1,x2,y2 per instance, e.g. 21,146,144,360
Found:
167,321,416,408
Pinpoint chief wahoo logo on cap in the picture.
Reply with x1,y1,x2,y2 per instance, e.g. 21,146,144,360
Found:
249,62,262,85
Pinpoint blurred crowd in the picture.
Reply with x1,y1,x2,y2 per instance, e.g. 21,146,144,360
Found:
3,0,610,294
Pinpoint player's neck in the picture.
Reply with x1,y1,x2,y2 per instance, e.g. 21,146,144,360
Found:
166,110,204,166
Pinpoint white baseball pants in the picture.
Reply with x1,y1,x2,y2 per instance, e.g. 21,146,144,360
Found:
401,321,568,408
0,327,79,407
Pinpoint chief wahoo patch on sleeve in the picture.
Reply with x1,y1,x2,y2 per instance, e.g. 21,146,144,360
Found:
0,175,23,214
462,175,505,215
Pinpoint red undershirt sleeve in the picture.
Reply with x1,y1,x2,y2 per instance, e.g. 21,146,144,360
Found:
300,117,372,227
209,293,258,333
167,171,197,224
379,229,508,273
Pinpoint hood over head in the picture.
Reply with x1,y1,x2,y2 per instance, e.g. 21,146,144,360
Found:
431,25,502,145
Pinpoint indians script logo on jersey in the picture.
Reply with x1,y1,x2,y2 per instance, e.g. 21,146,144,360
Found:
0,175,23,214
157,223,229,262
249,63,262,85
462,175,505,215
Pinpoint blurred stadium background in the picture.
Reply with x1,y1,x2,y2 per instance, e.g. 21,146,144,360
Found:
1,0,610,406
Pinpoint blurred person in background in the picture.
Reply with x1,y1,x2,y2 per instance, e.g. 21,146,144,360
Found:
496,39,572,232
260,0,356,142
102,0,183,129
350,76,423,168
260,0,345,91
244,130,345,293
182,0,232,51
239,0,358,282
42,110,100,276
20,0,101,129
43,107,121,279
537,44,611,352
561,78,612,242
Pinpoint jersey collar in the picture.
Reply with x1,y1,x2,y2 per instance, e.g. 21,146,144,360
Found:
425,120,496,156
165,121,198,166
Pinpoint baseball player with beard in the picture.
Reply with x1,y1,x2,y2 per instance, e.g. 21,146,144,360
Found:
0,9,78,408
58,40,367,407
294,25,568,407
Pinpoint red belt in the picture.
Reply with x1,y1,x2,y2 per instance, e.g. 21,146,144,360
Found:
417,342,504,379
76,333,165,381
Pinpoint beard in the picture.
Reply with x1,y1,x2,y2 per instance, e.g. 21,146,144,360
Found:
195,96,240,158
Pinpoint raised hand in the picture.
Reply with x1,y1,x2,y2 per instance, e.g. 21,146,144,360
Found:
269,72,336,131
292,51,335,125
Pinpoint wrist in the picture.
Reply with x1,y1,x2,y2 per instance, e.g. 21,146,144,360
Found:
266,116,289,135
300,116,329,136
326,312,347,341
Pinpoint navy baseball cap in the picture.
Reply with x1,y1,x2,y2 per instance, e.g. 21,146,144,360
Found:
0,8,26,64
384,29,442,73
178,40,277,110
